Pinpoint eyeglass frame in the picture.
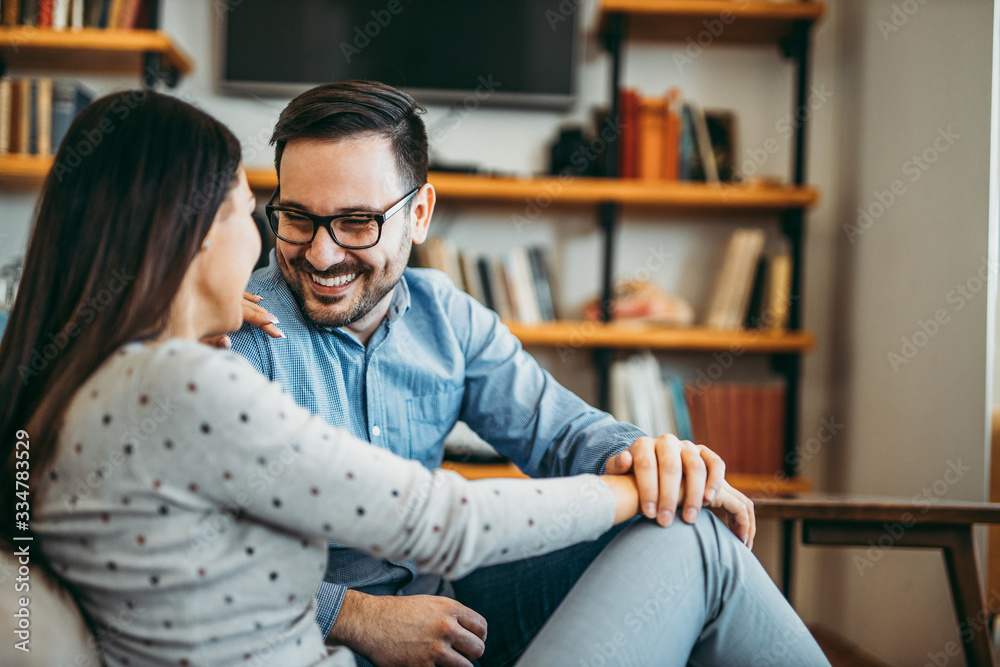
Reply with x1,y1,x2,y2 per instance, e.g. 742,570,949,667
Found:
265,185,422,249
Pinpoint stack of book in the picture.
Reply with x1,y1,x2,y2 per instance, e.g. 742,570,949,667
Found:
703,228,792,331
0,77,93,156
619,87,735,183
609,352,785,476
412,238,558,325
1,0,153,29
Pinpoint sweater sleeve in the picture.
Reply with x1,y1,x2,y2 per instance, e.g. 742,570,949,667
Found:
133,341,617,580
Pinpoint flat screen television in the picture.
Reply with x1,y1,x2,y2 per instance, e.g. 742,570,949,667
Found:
220,0,579,109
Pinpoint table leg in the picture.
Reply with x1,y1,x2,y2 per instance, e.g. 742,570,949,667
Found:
802,521,996,667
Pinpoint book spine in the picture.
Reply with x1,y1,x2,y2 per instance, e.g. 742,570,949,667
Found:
3,0,20,26
20,0,38,25
27,78,37,155
36,0,52,26
619,88,638,179
476,257,495,312
527,247,556,322
637,97,665,181
35,77,51,155
0,79,10,156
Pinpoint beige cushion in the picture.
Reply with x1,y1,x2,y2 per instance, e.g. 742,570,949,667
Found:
0,545,99,666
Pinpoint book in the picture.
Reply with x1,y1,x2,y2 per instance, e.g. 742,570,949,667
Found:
762,250,792,330
69,0,83,28
20,0,37,25
35,77,52,156
50,79,78,152
117,0,138,27
705,228,766,329
690,101,719,183
475,257,495,312
36,0,52,26
705,111,736,182
12,78,30,155
662,88,682,181
527,246,557,322
0,79,10,156
488,257,513,321
667,376,693,441
3,0,19,26
618,88,639,179
678,103,702,181
503,248,541,325
637,97,666,181
458,251,483,304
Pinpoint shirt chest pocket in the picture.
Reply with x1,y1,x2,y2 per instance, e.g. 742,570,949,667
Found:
406,387,464,468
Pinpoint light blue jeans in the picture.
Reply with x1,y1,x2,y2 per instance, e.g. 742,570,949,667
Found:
512,511,830,666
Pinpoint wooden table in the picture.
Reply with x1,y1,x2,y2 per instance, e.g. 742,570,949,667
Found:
748,496,1000,667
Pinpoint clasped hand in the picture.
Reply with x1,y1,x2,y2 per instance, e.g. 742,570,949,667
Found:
605,433,756,549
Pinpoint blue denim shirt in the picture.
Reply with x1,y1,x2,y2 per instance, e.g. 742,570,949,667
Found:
229,250,644,637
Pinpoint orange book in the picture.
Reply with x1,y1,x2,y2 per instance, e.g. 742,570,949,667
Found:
637,97,666,180
662,88,682,181
2,0,19,26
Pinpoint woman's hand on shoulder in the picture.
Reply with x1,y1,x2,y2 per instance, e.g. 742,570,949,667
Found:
201,292,284,348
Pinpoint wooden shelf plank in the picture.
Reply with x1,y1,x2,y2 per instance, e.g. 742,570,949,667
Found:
244,167,818,211
505,321,815,353
0,27,192,78
442,460,811,497
0,154,53,187
600,0,825,44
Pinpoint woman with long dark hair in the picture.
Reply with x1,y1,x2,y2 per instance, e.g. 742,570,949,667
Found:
0,90,676,665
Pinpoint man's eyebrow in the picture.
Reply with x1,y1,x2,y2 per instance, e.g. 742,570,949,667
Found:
278,198,379,215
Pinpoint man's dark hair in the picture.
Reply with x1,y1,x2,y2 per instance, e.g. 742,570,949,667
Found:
271,80,428,193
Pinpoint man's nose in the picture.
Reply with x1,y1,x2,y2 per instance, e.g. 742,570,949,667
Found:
306,225,348,270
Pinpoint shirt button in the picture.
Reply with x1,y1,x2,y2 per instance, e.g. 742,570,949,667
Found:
372,426,381,437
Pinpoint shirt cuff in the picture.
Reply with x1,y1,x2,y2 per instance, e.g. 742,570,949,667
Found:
314,581,349,639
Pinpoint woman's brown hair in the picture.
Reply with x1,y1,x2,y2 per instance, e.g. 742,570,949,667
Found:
0,90,242,538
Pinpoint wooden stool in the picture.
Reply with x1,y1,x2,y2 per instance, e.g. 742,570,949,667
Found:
750,496,1000,667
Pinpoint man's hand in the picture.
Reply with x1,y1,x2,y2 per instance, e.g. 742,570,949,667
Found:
328,591,487,667
605,434,755,547
201,292,284,348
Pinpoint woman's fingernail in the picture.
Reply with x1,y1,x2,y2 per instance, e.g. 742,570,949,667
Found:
644,503,656,518
684,508,698,523
705,488,717,503
659,510,673,526
267,314,279,324
221,336,231,349
274,326,286,338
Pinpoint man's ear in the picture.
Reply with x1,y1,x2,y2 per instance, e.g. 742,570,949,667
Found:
410,183,436,245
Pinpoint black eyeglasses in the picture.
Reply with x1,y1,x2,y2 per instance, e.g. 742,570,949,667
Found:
265,186,421,249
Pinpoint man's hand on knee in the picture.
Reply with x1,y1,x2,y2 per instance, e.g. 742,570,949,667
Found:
605,434,755,548
328,590,487,667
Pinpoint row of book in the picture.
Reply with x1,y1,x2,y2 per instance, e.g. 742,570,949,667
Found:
1,0,152,29
704,228,792,330
0,77,93,156
412,238,559,325
619,87,735,183
609,352,786,476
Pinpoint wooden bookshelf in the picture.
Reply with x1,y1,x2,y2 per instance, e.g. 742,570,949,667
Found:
441,460,811,497
600,0,826,45
0,27,192,79
505,321,815,353
243,167,818,211
0,155,51,188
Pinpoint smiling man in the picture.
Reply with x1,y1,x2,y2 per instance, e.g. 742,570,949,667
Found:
228,80,828,667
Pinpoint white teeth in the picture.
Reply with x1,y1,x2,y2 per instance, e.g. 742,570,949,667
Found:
311,273,357,287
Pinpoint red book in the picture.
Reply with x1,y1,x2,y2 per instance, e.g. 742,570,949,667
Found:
618,88,639,179
684,384,709,445
37,0,54,27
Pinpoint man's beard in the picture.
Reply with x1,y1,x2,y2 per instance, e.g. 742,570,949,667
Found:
278,243,407,329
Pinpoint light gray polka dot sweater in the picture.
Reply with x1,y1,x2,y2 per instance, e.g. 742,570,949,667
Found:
33,339,616,666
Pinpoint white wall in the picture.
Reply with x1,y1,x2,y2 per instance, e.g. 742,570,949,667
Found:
0,1,996,662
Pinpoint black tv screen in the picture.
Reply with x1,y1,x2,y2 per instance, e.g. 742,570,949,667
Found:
220,0,578,108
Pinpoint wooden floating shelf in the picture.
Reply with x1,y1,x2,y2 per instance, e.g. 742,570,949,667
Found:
504,321,815,353
442,460,811,497
0,155,51,188
600,0,825,45
0,27,192,78
244,167,818,211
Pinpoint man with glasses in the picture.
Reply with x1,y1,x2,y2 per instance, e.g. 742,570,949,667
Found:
229,80,828,667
